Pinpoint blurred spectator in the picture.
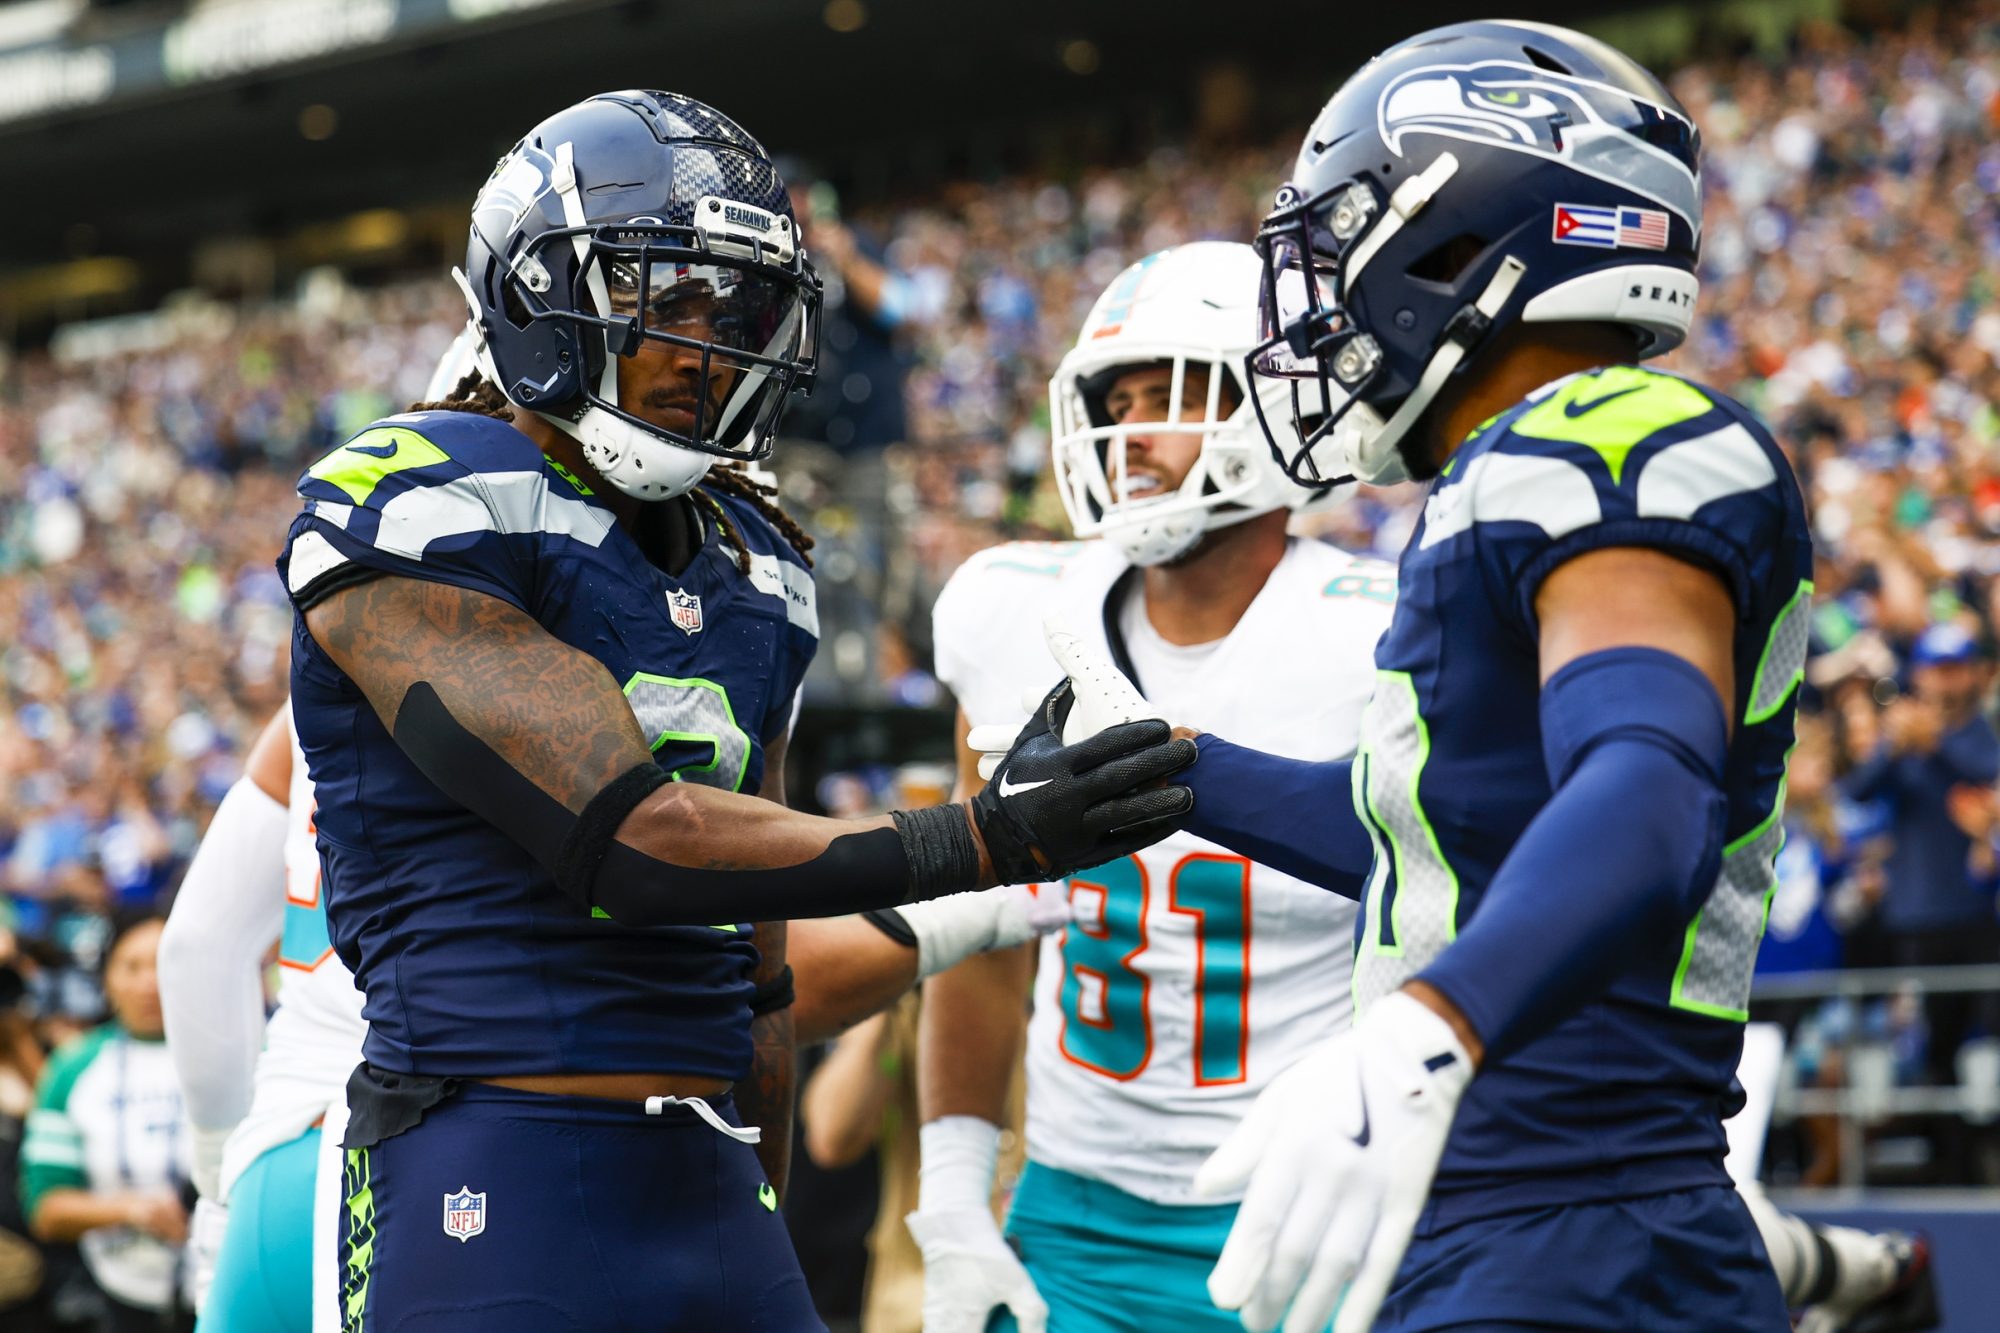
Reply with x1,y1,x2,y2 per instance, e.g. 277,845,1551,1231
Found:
1765,714,1878,978
791,180,924,455
0,927,48,1324
1840,624,2000,1086
19,915,191,1333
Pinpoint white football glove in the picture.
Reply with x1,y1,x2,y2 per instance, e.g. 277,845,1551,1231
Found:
1195,991,1473,1333
895,884,1071,979
185,1196,229,1312
969,617,1161,782
910,1116,1047,1333
907,1207,1047,1333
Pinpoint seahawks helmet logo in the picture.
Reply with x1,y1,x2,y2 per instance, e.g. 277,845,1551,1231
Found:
474,144,557,239
1377,61,1700,233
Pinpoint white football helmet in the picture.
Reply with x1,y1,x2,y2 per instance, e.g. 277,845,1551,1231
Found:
1050,242,1336,567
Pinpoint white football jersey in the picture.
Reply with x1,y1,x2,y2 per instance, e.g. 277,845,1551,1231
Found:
932,537,1393,1203
216,710,366,1199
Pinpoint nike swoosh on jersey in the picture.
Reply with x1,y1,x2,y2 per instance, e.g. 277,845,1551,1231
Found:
1561,385,1645,418
997,771,1053,798
345,440,401,458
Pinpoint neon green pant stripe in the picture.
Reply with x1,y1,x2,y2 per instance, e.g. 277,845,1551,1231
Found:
342,1146,376,1333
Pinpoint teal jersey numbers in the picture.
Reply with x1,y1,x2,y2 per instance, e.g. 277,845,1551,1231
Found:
280,804,334,974
1058,853,1252,1086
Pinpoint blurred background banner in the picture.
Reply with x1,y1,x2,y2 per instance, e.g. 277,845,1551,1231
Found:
3,0,2000,1327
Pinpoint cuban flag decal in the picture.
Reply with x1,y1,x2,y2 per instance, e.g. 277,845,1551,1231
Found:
1552,203,1670,251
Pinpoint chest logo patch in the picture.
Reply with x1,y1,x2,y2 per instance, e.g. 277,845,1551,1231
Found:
668,588,704,636
443,1187,486,1241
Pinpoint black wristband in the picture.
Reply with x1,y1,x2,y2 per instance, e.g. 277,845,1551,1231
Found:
860,907,918,948
890,805,982,902
555,762,671,911
749,965,796,1016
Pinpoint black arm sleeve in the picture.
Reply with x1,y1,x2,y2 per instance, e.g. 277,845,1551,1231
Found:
392,681,966,925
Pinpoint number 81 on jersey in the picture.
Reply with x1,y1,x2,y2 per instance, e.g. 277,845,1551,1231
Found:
1058,853,1250,1085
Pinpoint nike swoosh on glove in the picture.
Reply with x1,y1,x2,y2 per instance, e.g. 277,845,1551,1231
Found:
908,1207,1049,1333
1195,991,1473,1333
970,682,1195,885
972,618,1161,781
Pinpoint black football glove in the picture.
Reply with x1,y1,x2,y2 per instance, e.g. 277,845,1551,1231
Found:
970,679,1197,885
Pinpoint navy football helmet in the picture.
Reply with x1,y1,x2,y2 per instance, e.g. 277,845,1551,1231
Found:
1248,21,1702,485
454,90,820,499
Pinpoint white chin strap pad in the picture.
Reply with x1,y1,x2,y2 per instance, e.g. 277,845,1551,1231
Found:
565,408,714,501
1110,509,1206,567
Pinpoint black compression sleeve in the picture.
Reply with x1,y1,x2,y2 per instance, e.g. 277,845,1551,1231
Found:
749,965,796,1015
392,680,930,924
589,828,917,924
556,763,669,905
860,908,918,948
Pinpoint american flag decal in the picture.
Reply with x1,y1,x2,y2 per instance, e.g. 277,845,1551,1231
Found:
1552,203,1670,252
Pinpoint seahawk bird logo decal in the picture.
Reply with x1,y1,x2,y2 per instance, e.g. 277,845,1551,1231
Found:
1375,60,1701,237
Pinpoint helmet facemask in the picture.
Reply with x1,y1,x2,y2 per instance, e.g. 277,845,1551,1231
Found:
489,206,819,499
1051,352,1275,568
1247,155,1527,489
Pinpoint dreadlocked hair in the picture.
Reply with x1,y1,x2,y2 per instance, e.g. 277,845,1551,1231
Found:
406,374,813,574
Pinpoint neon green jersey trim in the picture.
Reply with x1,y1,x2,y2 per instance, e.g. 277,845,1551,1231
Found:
308,428,452,506
1669,788,1786,1022
1356,671,1460,965
1510,366,1715,486
1745,580,1815,726
547,458,595,496
622,672,752,793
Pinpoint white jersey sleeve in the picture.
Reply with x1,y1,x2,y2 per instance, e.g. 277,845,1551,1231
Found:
932,540,1115,732
159,750,290,1134
217,717,369,1201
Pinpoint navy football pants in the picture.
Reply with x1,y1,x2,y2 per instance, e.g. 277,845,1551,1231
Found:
1377,1183,1789,1331
337,1084,822,1332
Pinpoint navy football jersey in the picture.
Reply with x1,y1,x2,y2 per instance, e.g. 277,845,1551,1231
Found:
277,410,817,1080
1350,365,1811,1222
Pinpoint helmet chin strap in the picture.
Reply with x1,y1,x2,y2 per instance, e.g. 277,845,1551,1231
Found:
570,408,714,500
1339,254,1528,485
1111,509,1207,567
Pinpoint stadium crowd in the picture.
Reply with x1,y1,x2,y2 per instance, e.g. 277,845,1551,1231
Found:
0,2,1999,1322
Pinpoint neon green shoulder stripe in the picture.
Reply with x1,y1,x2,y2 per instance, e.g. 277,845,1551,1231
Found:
307,427,453,507
1511,366,1716,485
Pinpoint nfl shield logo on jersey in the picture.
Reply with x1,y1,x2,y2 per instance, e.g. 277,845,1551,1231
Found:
442,1187,486,1242
668,588,703,635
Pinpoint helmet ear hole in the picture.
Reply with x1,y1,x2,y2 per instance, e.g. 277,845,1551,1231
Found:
1406,234,1489,286
501,284,537,333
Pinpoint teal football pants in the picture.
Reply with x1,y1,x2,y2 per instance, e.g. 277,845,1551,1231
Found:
196,1127,320,1333
990,1161,1330,1333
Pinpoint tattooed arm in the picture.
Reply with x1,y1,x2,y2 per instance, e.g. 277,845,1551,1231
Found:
304,575,990,918
741,734,795,1199
306,575,1191,923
